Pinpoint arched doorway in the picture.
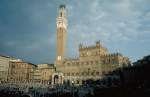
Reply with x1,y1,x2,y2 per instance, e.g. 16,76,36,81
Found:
52,72,64,85
54,75,59,84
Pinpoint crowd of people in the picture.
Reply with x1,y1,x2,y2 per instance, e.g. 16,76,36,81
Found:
1,54,149,97
0,84,92,97
0,89,77,97
0,89,28,97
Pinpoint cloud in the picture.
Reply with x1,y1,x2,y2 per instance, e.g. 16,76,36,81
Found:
66,0,150,61
0,0,150,63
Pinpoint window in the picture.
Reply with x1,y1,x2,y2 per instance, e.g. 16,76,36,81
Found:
82,72,85,76
72,73,74,76
60,12,62,17
12,64,15,68
76,72,79,76
67,63,70,66
96,72,99,75
91,72,94,76
95,61,99,64
86,62,89,65
102,71,106,75
67,73,70,76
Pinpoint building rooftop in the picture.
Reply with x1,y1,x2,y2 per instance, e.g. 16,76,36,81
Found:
0,54,11,58
37,63,55,69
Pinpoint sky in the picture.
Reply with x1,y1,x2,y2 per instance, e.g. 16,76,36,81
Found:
0,0,150,64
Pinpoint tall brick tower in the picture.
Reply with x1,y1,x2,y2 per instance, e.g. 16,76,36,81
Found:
56,5,67,65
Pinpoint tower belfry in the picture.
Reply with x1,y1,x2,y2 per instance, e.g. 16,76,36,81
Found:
56,5,67,64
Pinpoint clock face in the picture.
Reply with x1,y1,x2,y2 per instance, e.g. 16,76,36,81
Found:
57,56,61,61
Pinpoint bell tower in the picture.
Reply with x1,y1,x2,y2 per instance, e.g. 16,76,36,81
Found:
56,5,67,65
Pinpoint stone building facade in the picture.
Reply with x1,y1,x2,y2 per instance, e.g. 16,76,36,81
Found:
8,59,36,83
56,41,130,85
0,5,130,86
0,55,14,83
54,5,130,85
33,64,55,84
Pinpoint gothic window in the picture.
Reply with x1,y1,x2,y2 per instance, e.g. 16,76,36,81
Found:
113,60,116,64
86,62,89,65
12,64,15,68
82,72,85,76
95,61,99,64
91,72,94,76
96,72,99,75
67,73,70,76
76,72,79,76
72,73,74,76
102,71,106,75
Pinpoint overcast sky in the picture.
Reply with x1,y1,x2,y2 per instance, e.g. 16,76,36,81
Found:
0,0,150,64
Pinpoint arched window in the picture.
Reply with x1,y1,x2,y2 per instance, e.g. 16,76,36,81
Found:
72,73,74,76
67,73,70,76
76,72,79,76
96,72,99,75
102,71,106,75
60,12,62,17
